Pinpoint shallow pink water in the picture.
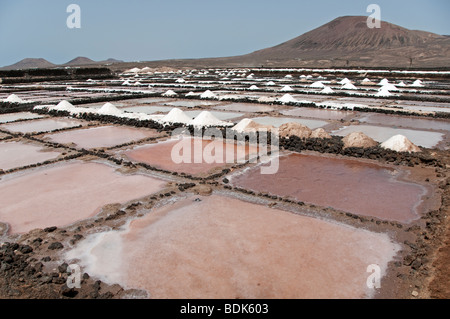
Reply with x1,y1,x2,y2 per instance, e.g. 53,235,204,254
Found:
0,118,84,134
231,153,427,222
44,126,160,149
0,141,62,170
0,161,166,233
69,195,399,298
123,137,259,175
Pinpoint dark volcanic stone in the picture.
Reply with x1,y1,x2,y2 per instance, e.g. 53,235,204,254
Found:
48,242,64,250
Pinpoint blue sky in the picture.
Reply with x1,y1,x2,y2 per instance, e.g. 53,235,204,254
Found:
0,0,449,67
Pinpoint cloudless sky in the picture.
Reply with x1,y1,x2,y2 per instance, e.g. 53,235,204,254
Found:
0,0,449,67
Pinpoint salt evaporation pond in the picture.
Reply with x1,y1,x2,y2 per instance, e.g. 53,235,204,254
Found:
123,137,259,175
357,114,450,131
121,106,174,114
281,107,355,120
0,141,62,170
0,161,166,233
332,124,444,148
230,153,428,223
214,103,276,113
0,112,44,124
184,110,243,121
164,100,220,108
251,116,328,129
67,194,399,298
0,118,85,134
44,126,160,149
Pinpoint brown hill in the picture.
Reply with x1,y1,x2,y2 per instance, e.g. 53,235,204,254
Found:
1,58,56,70
64,56,96,66
234,16,450,68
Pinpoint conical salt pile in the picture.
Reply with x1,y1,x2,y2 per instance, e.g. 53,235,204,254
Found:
185,91,197,97
279,122,312,139
249,85,259,90
342,132,378,149
190,111,231,127
382,83,398,91
280,85,294,92
200,90,217,99
411,80,424,87
232,118,274,133
375,86,392,97
378,78,389,86
310,81,325,88
97,102,123,115
176,78,186,83
265,81,276,86
5,94,24,103
320,86,334,94
381,135,421,153
311,128,331,139
277,94,297,104
342,82,358,90
397,81,406,87
338,78,351,85
162,90,177,97
161,108,192,124
52,100,74,111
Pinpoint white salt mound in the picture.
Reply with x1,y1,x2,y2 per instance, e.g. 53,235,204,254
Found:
5,94,24,103
277,94,297,104
126,68,140,73
176,78,186,83
249,85,259,90
381,135,421,153
341,82,358,90
310,81,325,88
161,108,192,124
185,91,197,97
52,100,74,111
411,80,424,87
397,81,406,87
339,78,351,85
382,83,398,91
200,90,217,99
266,81,276,86
320,86,334,94
190,111,231,127
97,102,123,115
162,90,177,97
375,87,392,97
378,78,389,86
280,85,294,92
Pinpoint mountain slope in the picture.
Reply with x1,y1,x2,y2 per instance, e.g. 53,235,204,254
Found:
1,58,56,70
64,56,96,66
233,16,450,68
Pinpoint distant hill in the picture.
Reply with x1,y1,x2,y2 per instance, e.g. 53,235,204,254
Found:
1,57,124,70
64,56,96,66
1,58,56,70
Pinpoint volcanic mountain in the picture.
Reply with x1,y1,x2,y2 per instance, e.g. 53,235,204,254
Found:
1,58,56,70
231,16,450,68
64,56,96,66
